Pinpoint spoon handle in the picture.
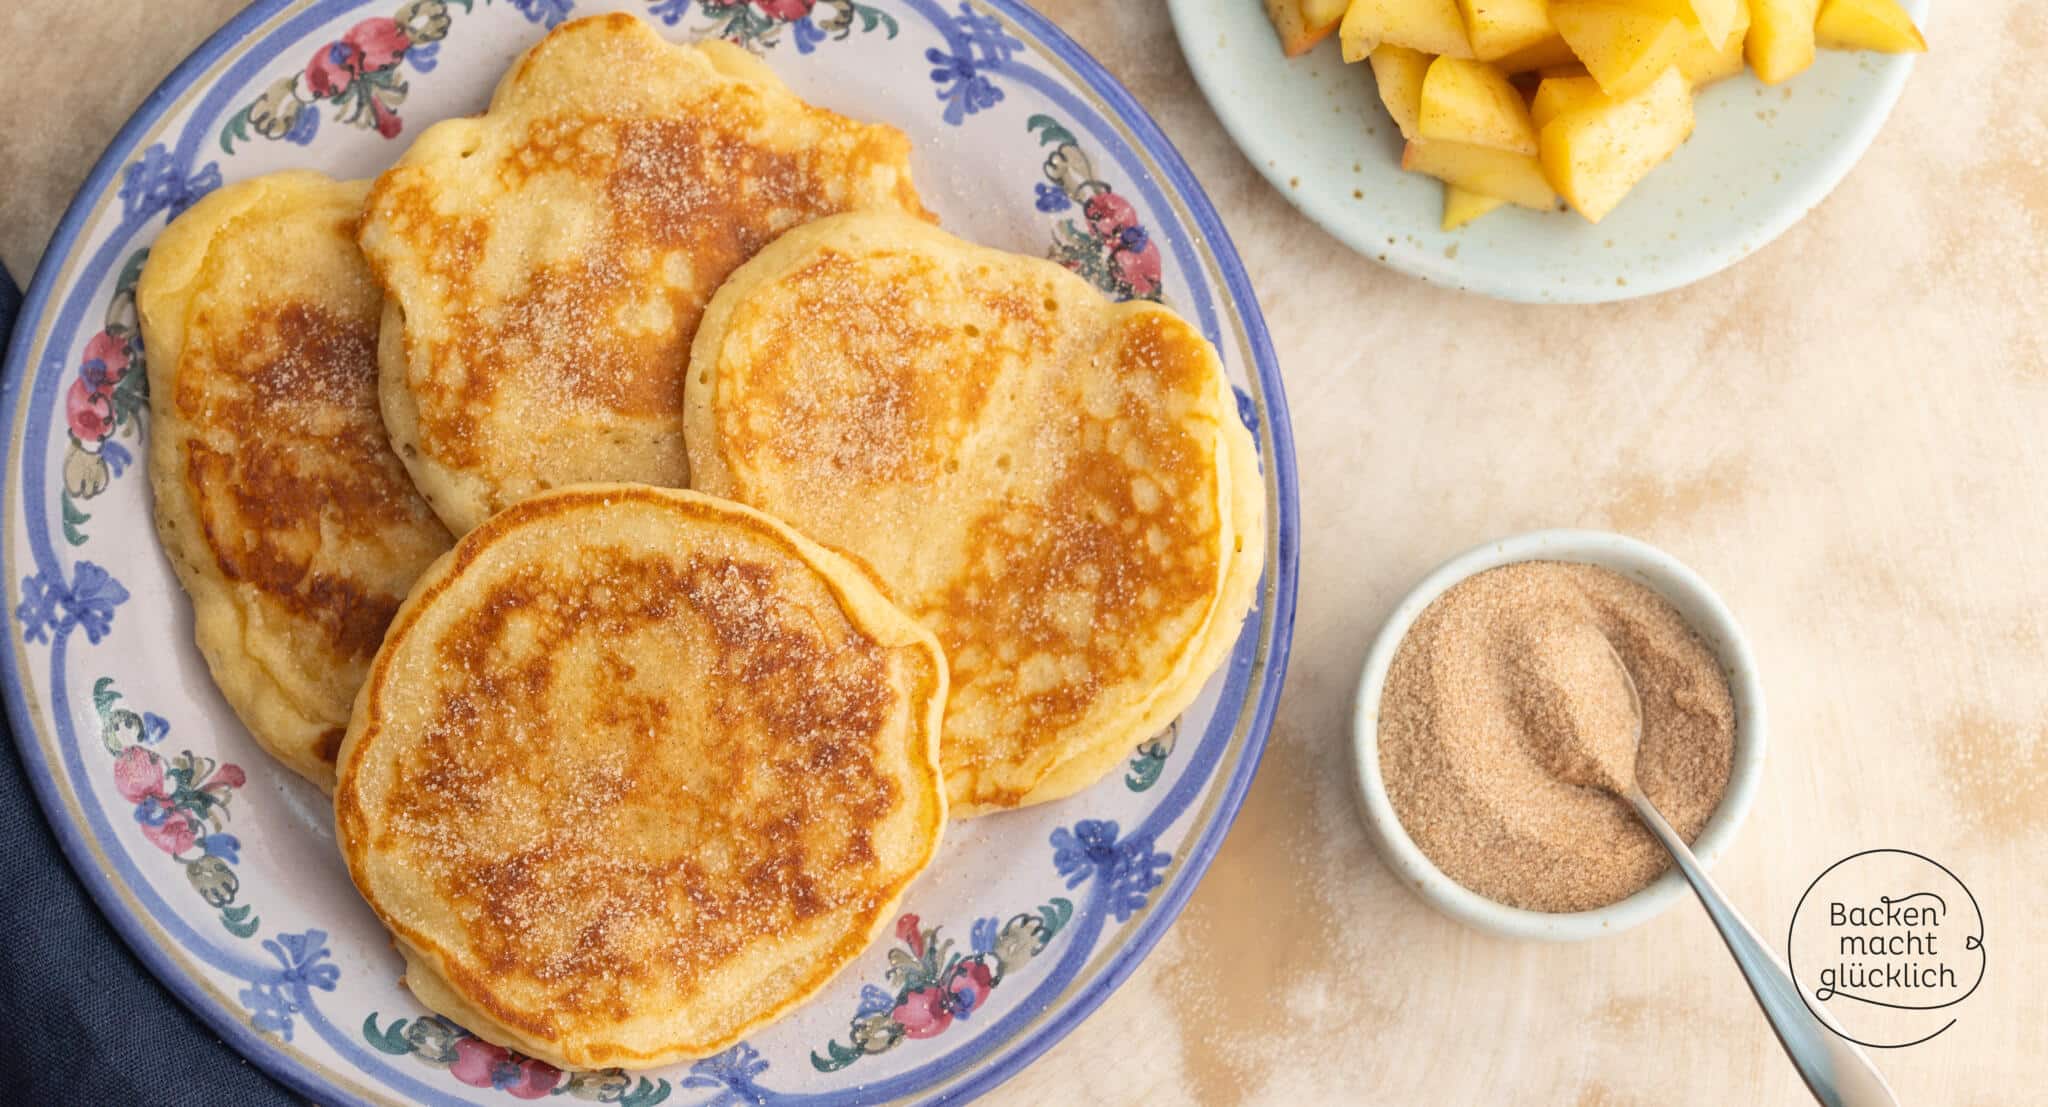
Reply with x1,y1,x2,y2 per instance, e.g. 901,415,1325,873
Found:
1626,790,1899,1107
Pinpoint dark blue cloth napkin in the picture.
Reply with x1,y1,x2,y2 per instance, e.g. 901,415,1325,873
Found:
0,267,302,1104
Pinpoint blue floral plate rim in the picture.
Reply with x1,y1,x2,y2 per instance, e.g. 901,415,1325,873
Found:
0,2,1301,1104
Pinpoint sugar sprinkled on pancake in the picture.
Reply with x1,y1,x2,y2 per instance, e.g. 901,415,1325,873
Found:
335,485,947,1069
141,171,452,790
687,212,1264,815
357,13,931,535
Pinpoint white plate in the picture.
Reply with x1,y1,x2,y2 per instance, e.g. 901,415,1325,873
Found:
0,2,1299,1103
1167,0,1925,302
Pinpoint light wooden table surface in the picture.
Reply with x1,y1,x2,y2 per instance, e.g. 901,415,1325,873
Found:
3,2,2040,1104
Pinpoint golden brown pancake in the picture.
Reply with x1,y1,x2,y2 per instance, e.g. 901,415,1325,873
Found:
687,212,1265,815
141,171,452,790
335,485,948,1070
356,13,931,534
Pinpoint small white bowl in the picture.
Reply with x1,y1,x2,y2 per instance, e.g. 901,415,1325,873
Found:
1351,529,1766,940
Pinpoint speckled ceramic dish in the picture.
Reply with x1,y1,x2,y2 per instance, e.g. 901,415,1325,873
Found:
0,2,1298,1103
1168,0,1927,302
1351,530,1765,941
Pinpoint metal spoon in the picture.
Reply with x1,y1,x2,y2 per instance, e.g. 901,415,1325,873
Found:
1600,642,1899,1107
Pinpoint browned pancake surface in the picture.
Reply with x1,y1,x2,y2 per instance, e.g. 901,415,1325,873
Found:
688,213,1262,814
143,172,452,787
337,486,946,1068
358,14,931,533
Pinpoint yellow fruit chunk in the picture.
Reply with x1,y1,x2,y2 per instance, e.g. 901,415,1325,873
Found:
1493,34,1584,71
1686,0,1743,43
1342,0,1476,60
1675,0,1749,85
1369,44,1435,138
1747,0,1821,83
1419,56,1541,154
1551,2,1691,99
1403,139,1559,209
1267,0,1339,56
1341,7,1381,61
1538,66,1694,222
1622,0,1742,44
1442,184,1508,229
1457,0,1556,60
1625,0,1751,85
1815,0,1927,53
1303,0,1352,31
1531,75,1608,129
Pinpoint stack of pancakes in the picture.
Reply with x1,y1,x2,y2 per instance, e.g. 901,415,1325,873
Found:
143,13,1261,1070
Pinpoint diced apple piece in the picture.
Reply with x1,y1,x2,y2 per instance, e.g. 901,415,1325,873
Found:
1304,0,1352,32
1403,139,1559,209
1551,2,1691,99
1267,0,1339,56
1531,75,1608,129
1442,184,1508,229
1342,0,1477,60
1675,0,1749,84
1630,0,1751,85
1457,0,1555,60
1676,28,1746,84
1369,44,1435,138
1621,0,1741,44
1538,66,1693,222
1815,0,1926,53
1746,0,1821,83
1419,56,1540,154
1686,0,1743,43
1493,33,1584,71
1341,12,1381,61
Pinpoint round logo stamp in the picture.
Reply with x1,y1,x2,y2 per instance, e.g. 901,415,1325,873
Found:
1788,848,1986,1047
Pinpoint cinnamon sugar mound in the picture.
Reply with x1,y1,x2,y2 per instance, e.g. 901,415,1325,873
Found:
1378,561,1735,913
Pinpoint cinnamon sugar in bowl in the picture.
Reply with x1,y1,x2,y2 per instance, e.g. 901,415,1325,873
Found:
1350,531,1766,941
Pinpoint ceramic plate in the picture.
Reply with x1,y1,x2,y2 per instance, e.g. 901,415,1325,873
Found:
1167,0,1926,302
0,2,1297,1103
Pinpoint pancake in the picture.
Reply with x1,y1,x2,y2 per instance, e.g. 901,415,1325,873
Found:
334,485,948,1070
686,212,1265,815
140,171,452,791
356,13,931,535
